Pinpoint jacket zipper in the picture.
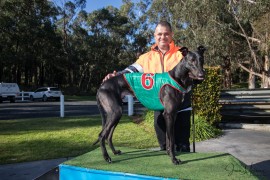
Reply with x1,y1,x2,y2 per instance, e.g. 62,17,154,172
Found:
160,52,166,73
156,46,168,73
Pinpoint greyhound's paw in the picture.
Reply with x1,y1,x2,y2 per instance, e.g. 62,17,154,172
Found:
172,158,182,165
105,157,112,163
114,150,122,155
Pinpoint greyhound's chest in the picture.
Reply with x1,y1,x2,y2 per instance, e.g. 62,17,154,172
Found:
124,73,186,110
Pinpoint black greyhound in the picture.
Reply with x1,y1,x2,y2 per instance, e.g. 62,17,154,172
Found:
93,46,205,165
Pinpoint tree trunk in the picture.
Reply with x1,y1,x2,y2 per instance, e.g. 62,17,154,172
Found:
222,56,232,89
248,67,256,89
16,65,21,85
39,63,44,86
0,62,3,81
261,54,270,88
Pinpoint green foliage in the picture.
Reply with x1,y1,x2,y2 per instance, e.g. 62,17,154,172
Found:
193,115,222,142
193,67,222,125
138,110,156,137
143,109,154,124
0,1,137,94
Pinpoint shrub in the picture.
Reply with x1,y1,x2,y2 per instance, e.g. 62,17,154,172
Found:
193,67,222,125
140,110,155,134
192,115,222,142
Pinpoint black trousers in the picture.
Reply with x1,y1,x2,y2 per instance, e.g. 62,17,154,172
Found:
154,110,191,149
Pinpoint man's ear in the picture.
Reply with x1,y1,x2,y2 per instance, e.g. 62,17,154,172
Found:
179,47,188,56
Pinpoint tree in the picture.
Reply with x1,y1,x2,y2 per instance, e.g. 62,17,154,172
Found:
0,0,63,87
119,0,152,60
226,0,270,88
54,6,134,93
51,0,86,87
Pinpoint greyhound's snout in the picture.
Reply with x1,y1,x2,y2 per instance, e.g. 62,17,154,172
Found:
197,73,204,80
188,72,204,80
197,68,205,80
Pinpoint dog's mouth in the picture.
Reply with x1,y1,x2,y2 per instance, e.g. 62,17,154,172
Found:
188,72,204,80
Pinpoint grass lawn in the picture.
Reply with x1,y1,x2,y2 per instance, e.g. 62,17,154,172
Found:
0,116,158,164
63,146,260,180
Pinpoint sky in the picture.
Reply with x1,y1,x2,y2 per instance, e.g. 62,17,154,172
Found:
85,0,124,12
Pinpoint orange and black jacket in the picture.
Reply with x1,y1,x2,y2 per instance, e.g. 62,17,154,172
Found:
118,41,183,74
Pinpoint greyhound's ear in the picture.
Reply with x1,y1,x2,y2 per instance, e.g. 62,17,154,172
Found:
197,46,206,55
179,47,188,57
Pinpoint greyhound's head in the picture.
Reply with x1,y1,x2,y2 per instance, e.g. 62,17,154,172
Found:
179,46,205,81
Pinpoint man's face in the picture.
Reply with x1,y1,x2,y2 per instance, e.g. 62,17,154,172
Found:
154,25,173,48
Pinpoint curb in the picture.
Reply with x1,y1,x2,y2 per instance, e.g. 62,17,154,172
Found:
219,123,270,132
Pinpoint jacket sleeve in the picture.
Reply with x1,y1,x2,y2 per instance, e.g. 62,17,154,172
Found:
116,63,144,75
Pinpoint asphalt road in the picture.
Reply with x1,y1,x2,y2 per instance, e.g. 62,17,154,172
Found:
0,100,99,120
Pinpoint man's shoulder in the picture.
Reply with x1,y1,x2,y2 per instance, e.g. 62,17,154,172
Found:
137,50,156,60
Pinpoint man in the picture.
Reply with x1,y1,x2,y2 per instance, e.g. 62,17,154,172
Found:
103,21,191,152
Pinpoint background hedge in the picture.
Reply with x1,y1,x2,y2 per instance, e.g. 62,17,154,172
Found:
193,67,222,125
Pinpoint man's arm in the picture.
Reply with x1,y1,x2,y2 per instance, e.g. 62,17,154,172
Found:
116,63,144,75
102,63,143,82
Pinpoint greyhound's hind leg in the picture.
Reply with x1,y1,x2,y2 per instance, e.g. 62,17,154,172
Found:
99,106,122,163
100,107,122,162
96,91,113,163
107,118,122,155
97,91,123,162
100,130,111,162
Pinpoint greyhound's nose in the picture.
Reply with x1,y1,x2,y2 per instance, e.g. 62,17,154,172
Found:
199,69,205,78
198,73,204,80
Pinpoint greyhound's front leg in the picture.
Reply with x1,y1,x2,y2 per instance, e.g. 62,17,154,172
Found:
163,111,181,165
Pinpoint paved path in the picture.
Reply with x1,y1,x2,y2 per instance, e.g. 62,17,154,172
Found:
0,128,269,179
196,129,270,179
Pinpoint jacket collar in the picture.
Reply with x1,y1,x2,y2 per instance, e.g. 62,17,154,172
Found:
151,41,176,52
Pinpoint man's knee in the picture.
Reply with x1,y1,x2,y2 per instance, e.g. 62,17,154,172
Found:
176,110,191,126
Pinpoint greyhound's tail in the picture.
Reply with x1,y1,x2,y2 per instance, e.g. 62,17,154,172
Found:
96,91,107,127
92,139,99,146
93,92,106,146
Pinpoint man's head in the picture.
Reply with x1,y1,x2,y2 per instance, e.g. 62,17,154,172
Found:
154,21,173,51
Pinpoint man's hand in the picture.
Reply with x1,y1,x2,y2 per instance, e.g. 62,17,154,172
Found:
102,70,117,82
